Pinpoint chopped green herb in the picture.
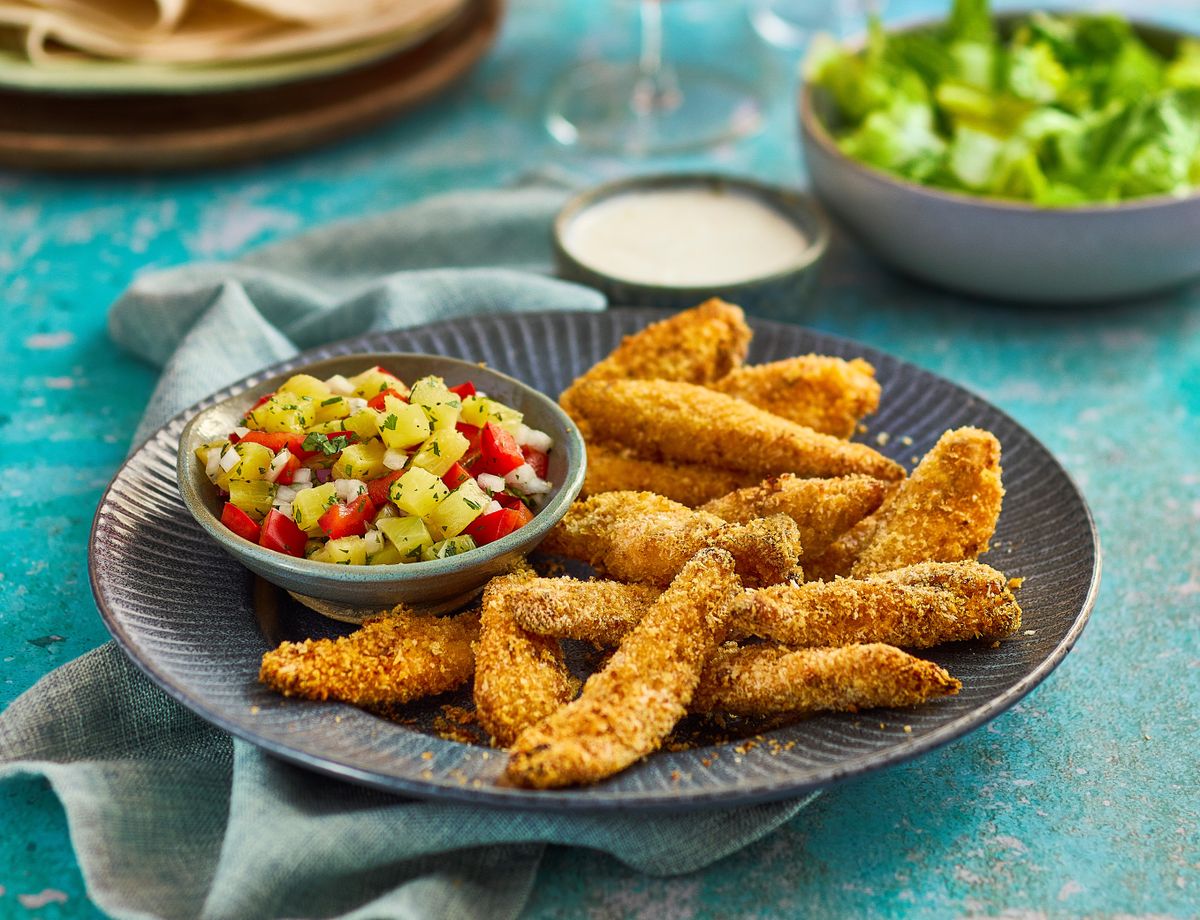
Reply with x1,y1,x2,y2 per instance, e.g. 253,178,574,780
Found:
321,396,343,406
383,414,397,431
463,499,481,510
301,432,352,455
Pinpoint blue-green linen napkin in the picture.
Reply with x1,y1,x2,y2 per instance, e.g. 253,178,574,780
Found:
0,185,816,920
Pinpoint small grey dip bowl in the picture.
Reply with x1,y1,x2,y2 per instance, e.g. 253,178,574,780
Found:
177,353,586,613
553,173,830,319
799,16,1200,304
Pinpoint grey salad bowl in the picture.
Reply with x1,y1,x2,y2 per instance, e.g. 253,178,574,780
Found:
176,352,586,612
553,172,830,320
799,17,1200,304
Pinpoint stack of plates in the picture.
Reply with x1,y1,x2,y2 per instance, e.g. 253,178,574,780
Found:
0,0,469,93
0,0,501,170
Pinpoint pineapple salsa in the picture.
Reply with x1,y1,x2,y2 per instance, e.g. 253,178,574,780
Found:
194,365,555,565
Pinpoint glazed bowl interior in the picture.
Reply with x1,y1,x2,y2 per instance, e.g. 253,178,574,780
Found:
177,353,586,611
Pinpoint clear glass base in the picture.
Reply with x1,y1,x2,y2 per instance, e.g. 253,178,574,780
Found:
545,60,764,155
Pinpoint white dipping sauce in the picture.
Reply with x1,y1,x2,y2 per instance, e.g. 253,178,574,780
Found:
563,188,810,287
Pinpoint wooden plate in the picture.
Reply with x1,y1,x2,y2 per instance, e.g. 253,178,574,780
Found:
0,0,500,172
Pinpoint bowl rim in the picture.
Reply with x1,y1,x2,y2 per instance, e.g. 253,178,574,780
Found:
175,351,587,584
799,10,1200,215
553,171,832,292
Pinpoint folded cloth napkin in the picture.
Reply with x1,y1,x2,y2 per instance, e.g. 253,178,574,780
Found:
0,184,817,920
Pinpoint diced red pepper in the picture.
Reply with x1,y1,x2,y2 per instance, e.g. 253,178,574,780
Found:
521,446,549,479
477,422,525,476
237,431,316,460
441,462,472,491
367,470,405,508
509,501,534,528
367,387,408,411
273,453,303,485
259,509,308,557
455,421,483,471
448,381,476,399
463,507,531,545
220,502,261,542
493,491,524,511
317,494,376,540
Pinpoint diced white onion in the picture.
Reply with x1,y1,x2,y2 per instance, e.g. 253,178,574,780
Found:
485,500,503,515
347,397,368,413
364,531,383,553
233,426,250,439
505,463,551,494
266,448,293,483
205,448,222,479
219,447,240,472
476,472,506,494
520,427,553,452
290,468,312,485
272,501,293,519
383,449,407,471
324,374,354,396
475,390,488,399
334,478,366,502
275,485,298,503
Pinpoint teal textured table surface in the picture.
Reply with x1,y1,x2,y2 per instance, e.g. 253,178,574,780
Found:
2,0,1198,917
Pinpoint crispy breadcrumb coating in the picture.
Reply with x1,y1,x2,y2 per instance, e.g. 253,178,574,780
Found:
505,548,741,788
259,608,478,710
542,491,802,588
564,379,905,482
504,577,661,646
566,298,751,391
849,427,1004,577
583,443,761,506
731,560,1021,648
691,643,961,717
700,474,888,560
709,356,881,438
473,567,580,748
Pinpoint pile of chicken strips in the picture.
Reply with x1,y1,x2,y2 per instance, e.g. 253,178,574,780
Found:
259,300,1021,789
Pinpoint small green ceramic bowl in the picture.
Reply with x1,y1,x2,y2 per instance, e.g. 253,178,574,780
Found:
177,353,586,614
553,173,830,320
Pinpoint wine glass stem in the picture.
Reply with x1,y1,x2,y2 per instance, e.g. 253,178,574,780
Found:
632,0,681,117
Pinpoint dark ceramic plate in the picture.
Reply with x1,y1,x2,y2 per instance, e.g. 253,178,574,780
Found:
89,309,1100,811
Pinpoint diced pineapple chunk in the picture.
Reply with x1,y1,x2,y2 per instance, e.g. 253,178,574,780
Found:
335,440,388,480
342,408,380,442
408,375,454,407
459,395,522,433
425,402,460,431
376,515,434,561
313,394,352,425
487,401,523,435
307,418,354,435
292,483,337,533
228,480,277,521
389,468,449,518
367,542,406,566
245,394,315,433
409,428,469,477
458,394,492,427
215,442,274,490
428,480,489,537
351,367,406,399
421,535,477,560
378,400,431,450
278,374,332,402
317,536,368,566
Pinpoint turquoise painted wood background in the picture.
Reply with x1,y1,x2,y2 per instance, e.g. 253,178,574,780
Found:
1,0,1197,916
